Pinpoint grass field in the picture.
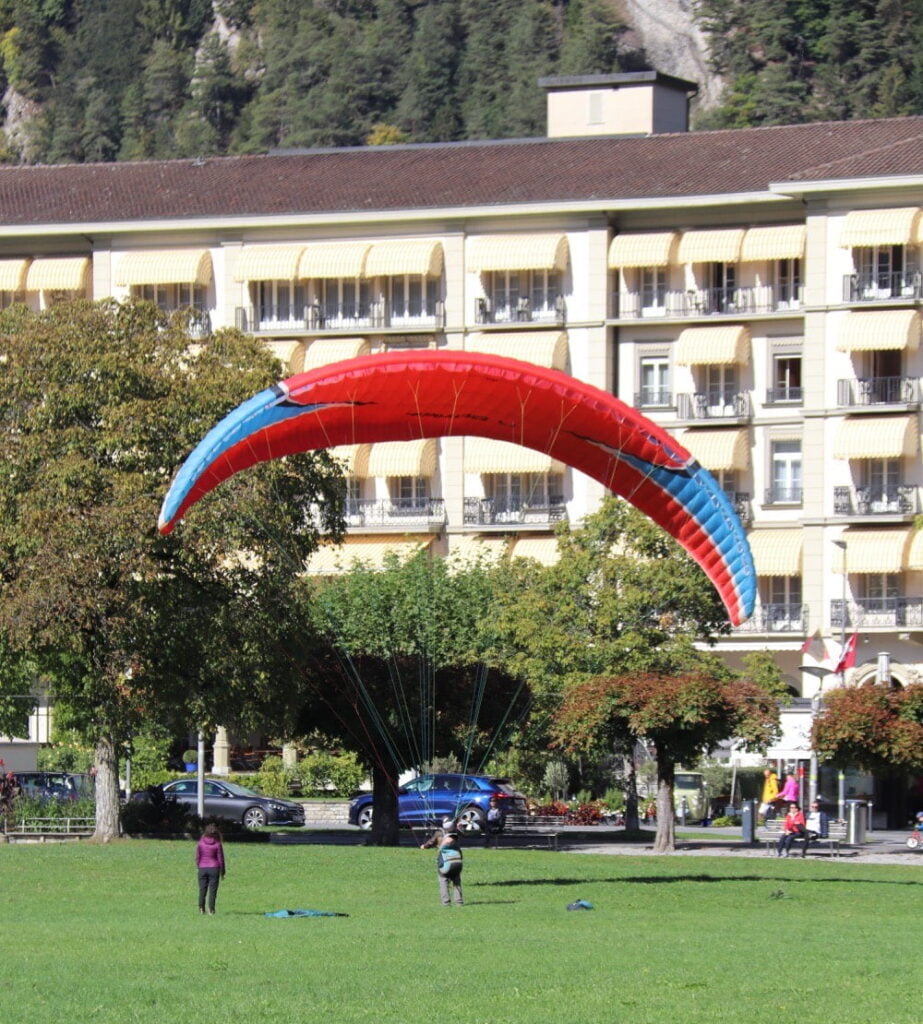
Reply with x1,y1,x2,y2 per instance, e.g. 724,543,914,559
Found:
0,838,918,1024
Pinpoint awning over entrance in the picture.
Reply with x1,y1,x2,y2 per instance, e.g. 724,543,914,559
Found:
833,415,919,459
680,428,750,471
677,228,745,264
463,438,564,474
26,256,90,291
466,330,568,371
367,438,438,478
467,233,569,272
748,529,803,576
839,207,922,247
116,249,212,286
837,310,921,352
675,325,750,366
607,231,678,268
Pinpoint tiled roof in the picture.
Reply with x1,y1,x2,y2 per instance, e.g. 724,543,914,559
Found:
1,116,923,227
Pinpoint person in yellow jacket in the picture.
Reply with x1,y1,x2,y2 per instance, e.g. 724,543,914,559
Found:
760,769,779,817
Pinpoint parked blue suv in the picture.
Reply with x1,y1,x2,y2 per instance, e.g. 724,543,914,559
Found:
348,773,527,832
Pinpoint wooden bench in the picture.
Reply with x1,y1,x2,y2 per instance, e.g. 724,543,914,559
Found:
500,813,569,850
756,818,848,857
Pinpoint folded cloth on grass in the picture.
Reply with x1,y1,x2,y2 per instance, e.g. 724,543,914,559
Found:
264,909,349,918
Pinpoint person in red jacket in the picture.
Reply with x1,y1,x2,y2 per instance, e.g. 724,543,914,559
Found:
195,823,226,914
777,803,806,857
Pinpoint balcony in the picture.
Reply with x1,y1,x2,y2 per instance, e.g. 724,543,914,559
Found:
836,376,920,407
463,495,567,527
842,271,922,303
610,284,801,320
765,385,803,406
344,498,446,530
675,390,751,422
764,485,802,507
236,300,445,334
727,492,752,525
474,296,566,326
633,388,673,411
831,597,923,629
732,603,807,633
833,484,918,517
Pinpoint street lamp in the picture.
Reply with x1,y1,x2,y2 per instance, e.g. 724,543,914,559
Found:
831,538,848,816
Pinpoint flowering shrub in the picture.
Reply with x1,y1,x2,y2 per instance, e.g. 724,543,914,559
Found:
531,801,605,825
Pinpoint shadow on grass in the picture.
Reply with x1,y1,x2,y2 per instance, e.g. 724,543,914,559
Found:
475,873,920,888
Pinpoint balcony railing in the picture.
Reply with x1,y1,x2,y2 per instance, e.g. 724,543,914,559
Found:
474,296,566,326
344,498,446,528
634,388,673,410
236,300,445,333
463,496,567,527
831,597,923,629
836,376,920,407
732,602,807,633
842,271,922,303
610,284,802,319
765,386,803,406
727,492,752,525
833,484,918,516
675,390,751,421
764,485,803,506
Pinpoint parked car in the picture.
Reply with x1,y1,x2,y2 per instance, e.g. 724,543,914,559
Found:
136,778,305,830
348,773,528,832
13,771,95,803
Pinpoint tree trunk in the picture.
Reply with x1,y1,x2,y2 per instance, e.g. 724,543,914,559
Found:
652,753,675,853
93,735,121,842
369,762,400,846
623,749,640,831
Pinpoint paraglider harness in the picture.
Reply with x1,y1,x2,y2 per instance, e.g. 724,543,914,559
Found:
437,844,463,877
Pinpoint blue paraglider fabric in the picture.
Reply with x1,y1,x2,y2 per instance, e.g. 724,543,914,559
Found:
264,909,349,917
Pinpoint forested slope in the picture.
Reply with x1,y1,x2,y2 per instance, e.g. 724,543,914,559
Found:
0,0,921,166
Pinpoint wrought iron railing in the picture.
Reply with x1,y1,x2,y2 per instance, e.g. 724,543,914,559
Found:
463,496,567,526
236,300,445,333
842,271,922,302
610,284,802,319
765,386,803,405
832,484,918,516
344,498,446,527
634,388,673,409
836,376,920,406
831,597,923,629
675,390,751,420
474,296,566,325
732,603,807,633
764,485,802,506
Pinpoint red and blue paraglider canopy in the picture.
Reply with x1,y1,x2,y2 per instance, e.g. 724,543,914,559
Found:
158,350,754,625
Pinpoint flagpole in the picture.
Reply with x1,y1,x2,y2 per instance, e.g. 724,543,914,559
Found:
832,538,848,817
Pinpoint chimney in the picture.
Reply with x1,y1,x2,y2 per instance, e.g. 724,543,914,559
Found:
539,71,698,138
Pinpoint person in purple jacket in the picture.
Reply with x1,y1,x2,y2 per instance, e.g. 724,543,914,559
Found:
195,823,226,915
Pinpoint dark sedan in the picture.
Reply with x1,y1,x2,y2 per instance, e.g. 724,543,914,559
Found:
153,778,305,830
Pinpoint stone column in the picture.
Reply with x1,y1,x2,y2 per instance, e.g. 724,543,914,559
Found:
212,726,230,776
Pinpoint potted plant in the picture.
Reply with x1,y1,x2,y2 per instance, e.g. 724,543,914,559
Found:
182,749,198,772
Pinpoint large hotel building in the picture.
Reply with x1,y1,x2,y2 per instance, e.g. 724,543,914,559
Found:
4,72,923,822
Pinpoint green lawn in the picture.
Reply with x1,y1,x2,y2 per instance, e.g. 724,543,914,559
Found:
0,839,917,1024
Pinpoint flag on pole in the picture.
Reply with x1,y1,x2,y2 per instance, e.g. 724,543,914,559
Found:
833,632,858,674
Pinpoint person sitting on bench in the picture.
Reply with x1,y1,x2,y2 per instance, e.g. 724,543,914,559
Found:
801,798,830,857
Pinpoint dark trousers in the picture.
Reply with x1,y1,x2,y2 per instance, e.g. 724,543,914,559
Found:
777,830,805,855
198,867,221,911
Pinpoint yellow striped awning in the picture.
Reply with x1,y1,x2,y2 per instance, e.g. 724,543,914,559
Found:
115,249,212,286
26,256,89,292
463,438,564,474
677,228,745,264
298,241,370,279
466,331,568,371
837,310,921,352
468,234,569,272
833,415,919,459
839,207,922,247
367,438,438,478
448,534,510,567
234,245,304,282
832,529,912,573
365,239,444,278
675,325,750,366
328,444,371,477
739,225,805,262
307,535,434,574
681,428,750,471
607,232,678,268
748,530,803,576
302,337,370,371
263,340,305,375
0,258,29,291
510,535,560,566
907,529,923,570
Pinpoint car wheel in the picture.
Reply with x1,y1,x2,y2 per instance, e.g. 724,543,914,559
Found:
243,806,267,830
456,806,486,833
906,833,921,850
356,806,373,831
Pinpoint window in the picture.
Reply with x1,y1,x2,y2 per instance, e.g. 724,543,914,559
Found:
640,267,666,315
320,278,370,325
769,576,802,606
769,439,802,503
769,353,802,403
853,245,917,298
860,573,901,608
639,355,670,407
391,476,428,506
253,280,305,327
388,275,440,323
134,282,206,311
775,259,802,308
486,473,562,519
862,459,901,512
701,365,739,415
708,262,736,312
766,576,802,630
488,270,561,321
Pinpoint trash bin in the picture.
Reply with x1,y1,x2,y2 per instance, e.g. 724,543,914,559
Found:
740,799,756,843
845,800,867,845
